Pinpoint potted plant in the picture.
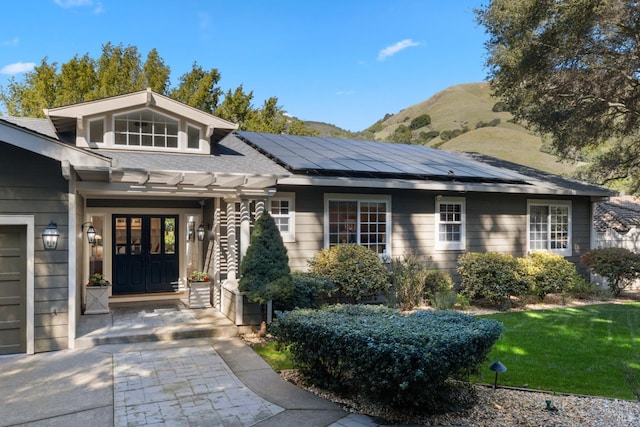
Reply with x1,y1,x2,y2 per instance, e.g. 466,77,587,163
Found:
188,271,212,308
85,273,110,314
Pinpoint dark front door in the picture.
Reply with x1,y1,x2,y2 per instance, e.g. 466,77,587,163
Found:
112,215,178,294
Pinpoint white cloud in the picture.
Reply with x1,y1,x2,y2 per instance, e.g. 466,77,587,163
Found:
1,61,35,75
377,39,421,61
3,37,19,47
54,0,92,8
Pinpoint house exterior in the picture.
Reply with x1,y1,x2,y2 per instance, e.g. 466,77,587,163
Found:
592,196,640,290
0,89,614,354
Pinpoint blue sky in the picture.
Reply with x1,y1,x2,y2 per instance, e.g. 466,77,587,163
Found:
0,0,488,131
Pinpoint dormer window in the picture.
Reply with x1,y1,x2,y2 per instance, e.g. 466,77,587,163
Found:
114,110,179,148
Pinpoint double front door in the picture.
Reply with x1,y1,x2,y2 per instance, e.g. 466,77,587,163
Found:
112,215,178,294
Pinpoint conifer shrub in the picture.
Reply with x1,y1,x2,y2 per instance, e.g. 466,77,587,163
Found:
239,212,293,326
309,244,390,303
272,304,503,409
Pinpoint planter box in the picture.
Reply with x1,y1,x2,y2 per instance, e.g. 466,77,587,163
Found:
220,282,271,326
85,286,110,314
189,281,212,308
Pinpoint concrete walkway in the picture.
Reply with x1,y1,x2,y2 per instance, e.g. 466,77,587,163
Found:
0,301,391,427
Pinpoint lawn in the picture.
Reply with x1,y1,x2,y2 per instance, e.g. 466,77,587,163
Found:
475,302,640,400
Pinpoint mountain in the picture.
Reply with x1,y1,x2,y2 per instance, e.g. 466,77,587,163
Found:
305,82,582,177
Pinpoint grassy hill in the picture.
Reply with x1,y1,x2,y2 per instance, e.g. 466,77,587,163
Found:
303,82,582,177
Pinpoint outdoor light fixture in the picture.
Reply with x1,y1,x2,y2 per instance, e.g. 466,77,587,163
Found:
42,221,60,250
82,222,96,245
197,224,206,241
489,360,507,389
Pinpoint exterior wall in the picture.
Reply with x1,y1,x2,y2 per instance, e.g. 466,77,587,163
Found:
0,144,69,353
282,184,595,281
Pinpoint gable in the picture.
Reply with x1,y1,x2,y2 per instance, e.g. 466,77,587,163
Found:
44,89,238,155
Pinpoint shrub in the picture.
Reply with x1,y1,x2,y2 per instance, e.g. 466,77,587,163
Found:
390,253,429,311
409,114,432,130
389,124,413,143
521,251,584,299
239,212,293,329
581,247,640,296
424,269,454,304
309,244,390,303
273,271,335,312
433,290,457,310
457,252,529,304
272,304,503,409
420,130,440,141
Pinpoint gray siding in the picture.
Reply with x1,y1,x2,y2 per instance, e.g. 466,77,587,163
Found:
283,185,595,281
0,144,69,352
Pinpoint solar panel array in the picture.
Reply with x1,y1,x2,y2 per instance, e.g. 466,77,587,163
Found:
237,131,528,183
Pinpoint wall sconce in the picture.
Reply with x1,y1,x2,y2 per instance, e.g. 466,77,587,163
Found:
42,221,60,250
197,224,206,241
82,222,96,245
489,360,507,389
187,221,195,241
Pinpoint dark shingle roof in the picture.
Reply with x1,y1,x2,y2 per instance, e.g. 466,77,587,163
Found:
1,117,58,138
95,133,288,176
594,196,640,233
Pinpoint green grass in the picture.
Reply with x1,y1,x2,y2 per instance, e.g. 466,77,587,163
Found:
252,341,294,371
475,303,640,399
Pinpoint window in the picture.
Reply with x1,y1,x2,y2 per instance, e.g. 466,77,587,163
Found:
187,125,200,149
88,118,104,143
435,197,465,250
325,195,390,255
269,194,295,242
528,200,571,256
114,109,178,149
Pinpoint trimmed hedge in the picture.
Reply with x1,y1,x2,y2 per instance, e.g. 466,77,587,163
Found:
457,252,528,303
272,304,503,408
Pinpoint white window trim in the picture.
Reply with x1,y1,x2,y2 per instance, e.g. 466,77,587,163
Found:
323,193,392,257
111,107,182,152
269,193,295,243
186,124,203,151
87,116,105,145
435,196,466,251
527,199,572,257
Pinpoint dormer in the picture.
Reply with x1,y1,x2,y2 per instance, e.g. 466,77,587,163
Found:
44,88,238,154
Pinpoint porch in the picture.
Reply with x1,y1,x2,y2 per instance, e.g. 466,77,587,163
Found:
75,299,240,348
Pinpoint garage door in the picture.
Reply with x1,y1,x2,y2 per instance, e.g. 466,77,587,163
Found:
0,225,26,354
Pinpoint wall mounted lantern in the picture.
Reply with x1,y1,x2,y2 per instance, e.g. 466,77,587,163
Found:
42,221,60,250
82,222,96,245
197,224,206,241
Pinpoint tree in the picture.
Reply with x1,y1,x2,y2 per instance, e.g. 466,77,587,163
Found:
239,212,293,334
92,42,145,99
0,44,319,136
477,0,640,192
169,62,222,113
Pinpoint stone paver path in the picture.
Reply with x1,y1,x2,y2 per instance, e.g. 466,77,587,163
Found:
113,345,283,426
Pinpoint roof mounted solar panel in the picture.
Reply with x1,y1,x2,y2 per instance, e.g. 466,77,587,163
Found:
235,131,530,184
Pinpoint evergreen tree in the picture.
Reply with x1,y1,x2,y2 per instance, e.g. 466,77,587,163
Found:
239,212,293,333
